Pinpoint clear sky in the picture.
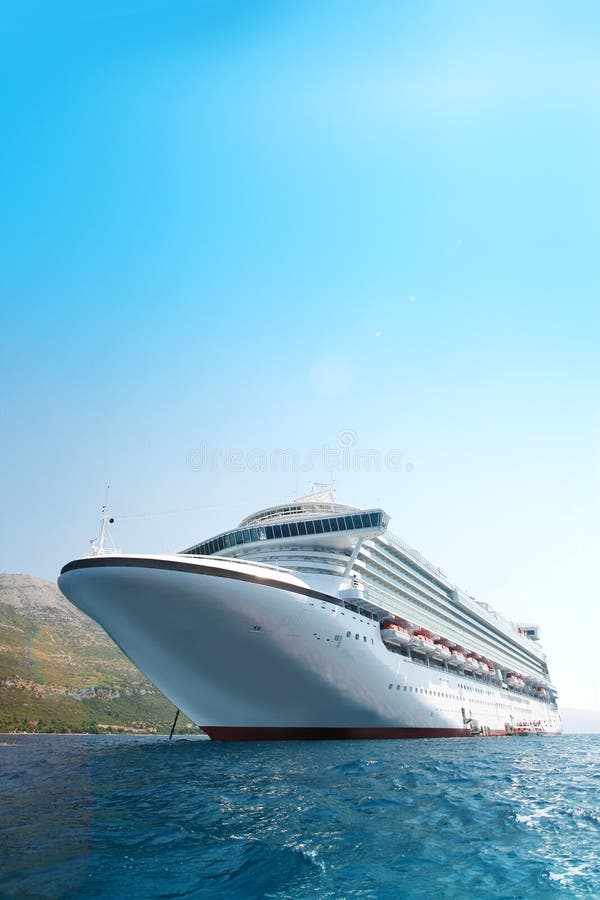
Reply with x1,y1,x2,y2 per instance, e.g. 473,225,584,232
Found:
1,2,599,710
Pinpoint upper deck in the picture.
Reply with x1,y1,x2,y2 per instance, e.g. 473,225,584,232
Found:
180,491,551,685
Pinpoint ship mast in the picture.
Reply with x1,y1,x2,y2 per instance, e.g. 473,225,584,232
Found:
90,485,117,556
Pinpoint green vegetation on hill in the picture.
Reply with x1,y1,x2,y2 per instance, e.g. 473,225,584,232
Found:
0,573,201,734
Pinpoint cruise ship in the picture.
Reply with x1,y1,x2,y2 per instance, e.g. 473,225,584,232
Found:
58,489,561,740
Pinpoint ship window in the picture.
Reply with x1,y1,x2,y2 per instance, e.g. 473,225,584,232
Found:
396,685,401,690
346,631,351,638
355,634,360,640
329,518,339,531
289,522,298,536
389,684,393,689
344,515,353,529
321,519,331,533
297,522,307,535
363,636,367,643
352,515,363,528
306,521,315,534
314,520,324,534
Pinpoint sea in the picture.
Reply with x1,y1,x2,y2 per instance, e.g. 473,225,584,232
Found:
1,734,598,899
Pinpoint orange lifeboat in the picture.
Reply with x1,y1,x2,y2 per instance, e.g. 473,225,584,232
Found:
448,649,466,667
433,641,452,660
380,621,411,647
506,672,525,690
410,629,436,653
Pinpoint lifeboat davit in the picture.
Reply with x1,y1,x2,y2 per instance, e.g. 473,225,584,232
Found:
448,649,465,667
380,621,411,647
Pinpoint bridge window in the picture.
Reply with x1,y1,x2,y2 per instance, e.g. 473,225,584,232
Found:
187,509,387,555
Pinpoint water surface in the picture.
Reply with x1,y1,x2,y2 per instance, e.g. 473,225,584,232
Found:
1,734,598,898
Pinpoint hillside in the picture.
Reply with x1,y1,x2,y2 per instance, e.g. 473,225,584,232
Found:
0,573,200,734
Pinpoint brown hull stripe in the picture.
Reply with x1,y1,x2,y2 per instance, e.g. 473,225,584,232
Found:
60,556,338,606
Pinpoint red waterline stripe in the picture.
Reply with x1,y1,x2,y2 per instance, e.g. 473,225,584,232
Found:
201,726,474,741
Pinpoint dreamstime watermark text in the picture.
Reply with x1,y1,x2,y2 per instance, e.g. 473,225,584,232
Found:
186,429,413,474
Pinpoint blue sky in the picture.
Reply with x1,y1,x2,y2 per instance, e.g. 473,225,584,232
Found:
1,1,599,709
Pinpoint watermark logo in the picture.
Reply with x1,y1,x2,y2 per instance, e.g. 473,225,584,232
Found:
186,429,414,474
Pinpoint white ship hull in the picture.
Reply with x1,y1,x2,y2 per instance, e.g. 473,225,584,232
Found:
58,555,561,740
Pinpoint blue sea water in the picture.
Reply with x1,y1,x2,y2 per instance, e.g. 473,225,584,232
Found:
0,734,599,899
